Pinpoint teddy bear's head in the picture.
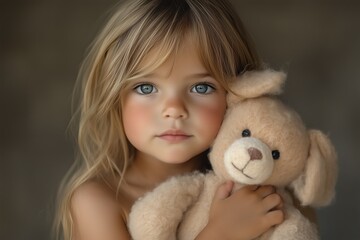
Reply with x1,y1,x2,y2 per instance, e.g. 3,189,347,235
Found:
209,70,337,207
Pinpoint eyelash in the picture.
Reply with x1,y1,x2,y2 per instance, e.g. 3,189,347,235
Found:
191,82,216,94
133,83,157,95
133,82,216,95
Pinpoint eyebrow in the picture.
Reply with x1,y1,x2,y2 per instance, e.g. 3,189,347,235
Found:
141,72,212,80
186,73,212,79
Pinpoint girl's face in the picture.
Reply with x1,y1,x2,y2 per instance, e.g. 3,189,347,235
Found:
122,37,227,165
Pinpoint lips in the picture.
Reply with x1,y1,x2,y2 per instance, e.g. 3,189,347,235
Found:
157,129,192,142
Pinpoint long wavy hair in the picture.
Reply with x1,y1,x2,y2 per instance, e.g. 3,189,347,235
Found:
53,0,262,239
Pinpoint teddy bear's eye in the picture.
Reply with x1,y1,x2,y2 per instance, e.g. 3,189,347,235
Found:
272,150,280,160
242,129,251,137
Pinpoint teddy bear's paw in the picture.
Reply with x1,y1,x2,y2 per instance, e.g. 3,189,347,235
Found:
129,215,177,240
269,211,319,240
128,172,205,240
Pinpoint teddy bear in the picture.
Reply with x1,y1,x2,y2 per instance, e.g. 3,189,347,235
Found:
128,69,338,240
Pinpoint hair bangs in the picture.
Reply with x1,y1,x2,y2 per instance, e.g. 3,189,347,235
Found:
123,1,193,82
186,0,262,91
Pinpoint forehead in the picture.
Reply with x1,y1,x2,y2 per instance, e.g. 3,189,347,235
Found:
138,35,208,78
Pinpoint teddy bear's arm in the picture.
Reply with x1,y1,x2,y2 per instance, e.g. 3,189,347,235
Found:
128,172,205,240
266,189,319,240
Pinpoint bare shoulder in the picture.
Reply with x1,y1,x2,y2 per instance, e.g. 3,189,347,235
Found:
71,180,120,216
71,180,131,240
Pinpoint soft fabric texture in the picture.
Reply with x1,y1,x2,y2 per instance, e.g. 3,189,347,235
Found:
128,69,338,240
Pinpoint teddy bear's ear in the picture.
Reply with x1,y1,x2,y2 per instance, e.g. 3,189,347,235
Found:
290,130,338,207
227,69,286,106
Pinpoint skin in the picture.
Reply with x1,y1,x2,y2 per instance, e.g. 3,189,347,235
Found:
70,36,288,240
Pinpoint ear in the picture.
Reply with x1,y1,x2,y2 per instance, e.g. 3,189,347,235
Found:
290,130,338,207
227,69,286,107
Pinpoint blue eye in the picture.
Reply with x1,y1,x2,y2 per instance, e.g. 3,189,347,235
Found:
191,83,215,94
134,84,157,95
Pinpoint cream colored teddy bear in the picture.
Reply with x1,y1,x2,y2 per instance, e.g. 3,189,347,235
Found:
128,69,338,240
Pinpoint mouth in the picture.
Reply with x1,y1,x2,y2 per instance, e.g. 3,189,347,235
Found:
231,162,253,179
156,129,192,142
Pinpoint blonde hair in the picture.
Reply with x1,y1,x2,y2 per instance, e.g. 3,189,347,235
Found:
53,0,262,239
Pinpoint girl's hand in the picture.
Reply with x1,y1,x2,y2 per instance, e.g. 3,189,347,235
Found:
197,181,284,240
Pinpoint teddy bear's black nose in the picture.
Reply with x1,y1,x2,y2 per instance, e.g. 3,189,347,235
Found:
248,147,262,161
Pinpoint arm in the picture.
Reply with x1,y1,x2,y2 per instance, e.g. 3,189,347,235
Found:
195,182,284,240
71,181,131,240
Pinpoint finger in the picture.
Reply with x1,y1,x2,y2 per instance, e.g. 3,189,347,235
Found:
214,181,234,200
264,209,284,226
258,210,285,233
273,197,284,210
261,193,282,213
248,185,260,191
243,210,284,239
255,185,276,199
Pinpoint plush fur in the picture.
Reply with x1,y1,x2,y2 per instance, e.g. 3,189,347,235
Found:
128,69,338,240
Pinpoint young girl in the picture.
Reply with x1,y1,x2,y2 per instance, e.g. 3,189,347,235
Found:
54,0,314,239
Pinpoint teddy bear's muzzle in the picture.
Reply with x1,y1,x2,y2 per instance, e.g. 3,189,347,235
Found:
223,137,274,185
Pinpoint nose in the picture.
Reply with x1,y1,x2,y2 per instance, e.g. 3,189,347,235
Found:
248,147,263,161
162,95,188,119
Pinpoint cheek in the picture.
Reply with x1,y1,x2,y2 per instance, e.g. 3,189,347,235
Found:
194,98,227,138
198,105,225,125
122,97,152,143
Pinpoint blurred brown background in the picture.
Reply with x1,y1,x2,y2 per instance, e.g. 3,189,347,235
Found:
1,0,359,239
